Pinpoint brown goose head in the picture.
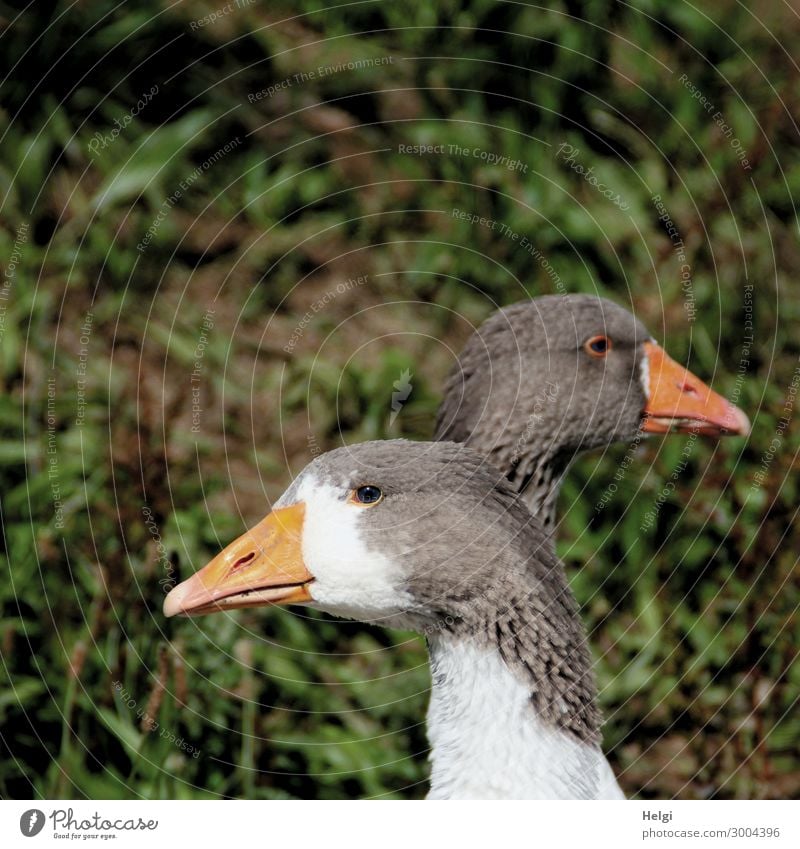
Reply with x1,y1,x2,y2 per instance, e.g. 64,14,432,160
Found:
434,295,749,525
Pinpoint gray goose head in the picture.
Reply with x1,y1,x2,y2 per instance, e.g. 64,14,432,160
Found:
164,440,623,799
435,295,750,527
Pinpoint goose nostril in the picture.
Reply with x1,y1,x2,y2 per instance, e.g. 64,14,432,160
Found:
679,382,699,396
229,551,256,575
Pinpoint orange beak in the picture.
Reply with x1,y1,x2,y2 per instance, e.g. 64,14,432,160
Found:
641,341,750,436
163,503,313,617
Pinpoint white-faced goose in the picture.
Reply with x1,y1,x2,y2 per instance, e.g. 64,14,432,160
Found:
435,295,750,529
165,440,624,799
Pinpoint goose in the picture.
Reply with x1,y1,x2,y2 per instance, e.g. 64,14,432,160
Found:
435,295,750,529
164,439,625,799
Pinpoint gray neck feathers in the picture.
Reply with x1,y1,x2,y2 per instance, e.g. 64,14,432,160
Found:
428,564,600,746
411,499,601,746
505,444,574,531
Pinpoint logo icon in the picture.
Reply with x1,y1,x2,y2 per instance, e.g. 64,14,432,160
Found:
20,809,45,837
390,369,413,425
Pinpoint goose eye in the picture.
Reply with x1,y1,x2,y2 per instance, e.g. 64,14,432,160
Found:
352,485,383,506
585,335,612,358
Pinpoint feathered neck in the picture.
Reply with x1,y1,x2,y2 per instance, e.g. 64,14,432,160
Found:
425,636,623,800
504,444,575,532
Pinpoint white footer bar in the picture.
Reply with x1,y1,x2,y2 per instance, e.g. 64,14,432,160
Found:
2,799,797,848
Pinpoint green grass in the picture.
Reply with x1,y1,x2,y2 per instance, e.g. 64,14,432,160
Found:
0,0,798,799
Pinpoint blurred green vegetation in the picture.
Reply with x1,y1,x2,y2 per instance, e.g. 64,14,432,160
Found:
1,0,798,799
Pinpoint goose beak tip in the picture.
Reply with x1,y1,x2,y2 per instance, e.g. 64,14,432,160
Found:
642,341,750,438
163,583,189,618
728,405,751,437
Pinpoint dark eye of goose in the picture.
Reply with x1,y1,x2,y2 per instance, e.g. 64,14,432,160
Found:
584,335,612,358
352,485,383,505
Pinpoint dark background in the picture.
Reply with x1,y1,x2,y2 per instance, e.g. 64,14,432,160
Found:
0,0,797,799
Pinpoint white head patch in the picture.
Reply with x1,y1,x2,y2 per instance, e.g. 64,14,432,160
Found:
276,472,413,624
